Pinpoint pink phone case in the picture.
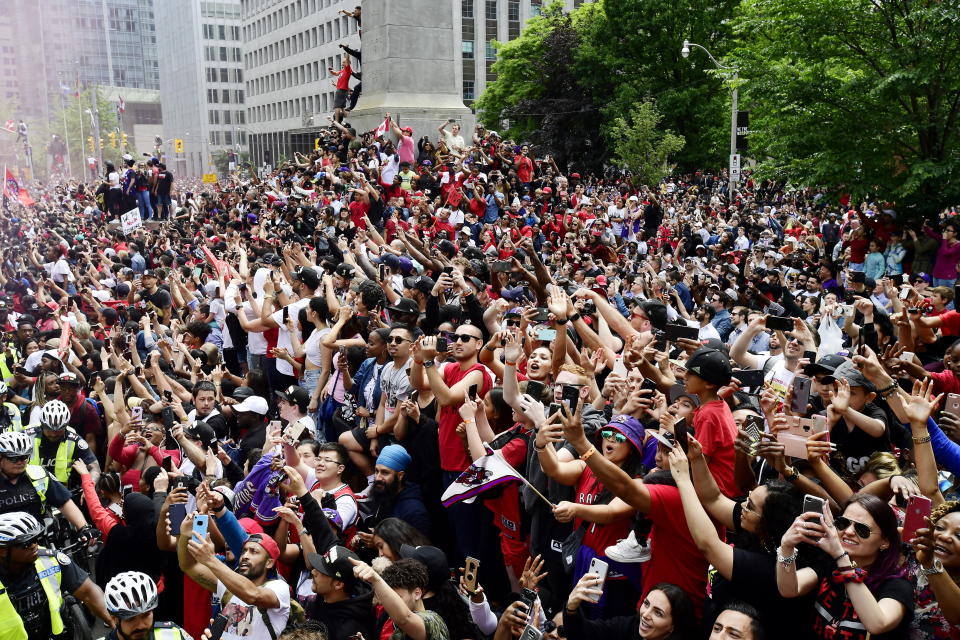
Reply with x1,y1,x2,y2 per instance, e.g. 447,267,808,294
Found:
902,495,932,543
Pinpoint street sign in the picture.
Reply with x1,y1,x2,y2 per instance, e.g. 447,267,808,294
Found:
729,154,741,183
202,173,217,183
736,111,750,152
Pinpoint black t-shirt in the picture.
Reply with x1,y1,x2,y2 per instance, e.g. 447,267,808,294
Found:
140,287,172,313
157,170,174,196
811,576,913,640
0,549,87,640
826,402,891,475
0,469,73,518
28,428,98,488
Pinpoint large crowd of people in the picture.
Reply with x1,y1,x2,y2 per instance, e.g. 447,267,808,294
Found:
2,108,960,640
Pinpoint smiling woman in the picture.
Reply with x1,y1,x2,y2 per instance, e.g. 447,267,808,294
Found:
564,580,697,640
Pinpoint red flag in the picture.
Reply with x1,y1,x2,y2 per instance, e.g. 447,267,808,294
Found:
4,168,35,206
2,120,14,133
374,116,390,138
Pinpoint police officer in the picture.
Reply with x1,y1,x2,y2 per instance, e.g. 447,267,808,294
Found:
0,511,112,640
24,400,100,487
0,432,92,536
0,382,22,433
104,571,192,640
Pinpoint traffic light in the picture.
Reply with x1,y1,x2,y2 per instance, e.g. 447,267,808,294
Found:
108,132,117,148
121,132,128,148
99,138,104,151
174,138,184,153
87,136,94,152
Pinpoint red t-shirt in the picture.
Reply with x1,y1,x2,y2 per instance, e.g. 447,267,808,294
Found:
693,399,738,498
484,426,530,540
576,467,632,558
938,310,960,336
438,362,494,472
336,64,352,90
930,369,960,395
645,484,709,618
514,155,534,183
348,200,369,229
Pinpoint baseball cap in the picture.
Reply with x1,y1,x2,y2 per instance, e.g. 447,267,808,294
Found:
232,386,256,401
307,546,359,589
602,415,645,452
142,269,161,279
639,300,668,331
334,264,356,279
291,266,320,289
58,372,80,386
399,544,448,590
822,360,875,391
233,395,269,415
685,347,733,387
388,298,419,316
668,383,701,407
184,421,217,448
275,385,310,412
245,533,280,563
403,275,435,295
803,353,847,377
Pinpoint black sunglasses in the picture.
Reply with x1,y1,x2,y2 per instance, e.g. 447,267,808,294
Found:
452,334,480,343
387,336,410,345
833,516,872,539
3,454,29,463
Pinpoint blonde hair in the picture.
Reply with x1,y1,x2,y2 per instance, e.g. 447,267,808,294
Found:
861,451,901,480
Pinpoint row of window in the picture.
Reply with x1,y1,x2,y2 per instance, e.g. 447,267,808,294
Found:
246,55,342,98
241,0,347,36
205,67,245,83
462,0,522,21
244,16,356,70
249,93,335,123
204,45,243,62
207,89,246,104
208,109,247,125
462,40,497,60
201,2,242,20
202,24,242,41
209,130,247,146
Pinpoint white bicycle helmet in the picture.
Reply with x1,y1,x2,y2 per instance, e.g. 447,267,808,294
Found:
104,571,159,619
39,400,71,430
0,382,8,395
0,512,43,547
0,431,33,457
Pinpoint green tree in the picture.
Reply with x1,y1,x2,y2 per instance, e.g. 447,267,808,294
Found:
212,149,250,176
49,87,120,178
732,0,960,216
610,102,686,185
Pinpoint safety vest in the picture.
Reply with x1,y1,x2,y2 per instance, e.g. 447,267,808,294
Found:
150,622,189,640
0,548,66,639
30,435,76,484
24,464,50,513
1,402,22,432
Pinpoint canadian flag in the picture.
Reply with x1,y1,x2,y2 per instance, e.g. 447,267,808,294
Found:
117,96,126,113
2,120,14,133
373,116,390,138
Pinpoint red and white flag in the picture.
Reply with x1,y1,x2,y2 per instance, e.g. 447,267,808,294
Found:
441,446,523,507
116,96,126,113
2,120,14,133
373,116,390,138
3,168,35,206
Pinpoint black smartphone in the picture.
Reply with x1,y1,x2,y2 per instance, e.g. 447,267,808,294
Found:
664,323,699,342
442,266,454,276
208,614,230,640
533,307,550,323
640,377,658,392
379,264,386,280
492,260,512,272
561,384,580,416
803,350,817,362
525,380,546,402
436,337,448,353
468,383,478,401
282,306,289,324
791,376,813,414
731,369,765,390
168,502,187,534
674,417,689,453
548,402,562,418
163,389,173,402
162,456,173,472
765,316,793,332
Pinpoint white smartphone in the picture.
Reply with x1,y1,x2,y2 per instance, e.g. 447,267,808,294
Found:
586,557,609,603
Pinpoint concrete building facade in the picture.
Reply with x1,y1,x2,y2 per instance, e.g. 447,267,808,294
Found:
155,0,246,177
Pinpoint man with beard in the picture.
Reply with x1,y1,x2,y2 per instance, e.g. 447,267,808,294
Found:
57,372,104,455
103,571,190,640
367,444,430,535
181,514,290,640
186,381,229,440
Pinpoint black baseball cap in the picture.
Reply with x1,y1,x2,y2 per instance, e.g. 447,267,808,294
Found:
307,546,359,590
685,347,733,387
803,353,847,377
291,267,320,289
388,298,419,316
275,385,310,412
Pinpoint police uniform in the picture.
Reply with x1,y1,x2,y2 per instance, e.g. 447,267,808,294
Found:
0,401,22,432
0,547,87,640
0,464,73,519
107,621,194,640
23,426,97,486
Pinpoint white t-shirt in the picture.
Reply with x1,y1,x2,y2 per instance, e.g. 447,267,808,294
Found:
698,323,721,342
216,579,290,640
270,298,312,376
44,259,75,283
303,327,330,368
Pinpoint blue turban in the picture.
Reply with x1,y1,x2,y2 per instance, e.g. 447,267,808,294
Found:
376,444,412,472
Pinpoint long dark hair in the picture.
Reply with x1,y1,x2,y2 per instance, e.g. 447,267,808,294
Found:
373,518,430,558
843,493,905,590
644,583,697,640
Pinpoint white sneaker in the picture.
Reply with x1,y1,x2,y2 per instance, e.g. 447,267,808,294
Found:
604,530,650,563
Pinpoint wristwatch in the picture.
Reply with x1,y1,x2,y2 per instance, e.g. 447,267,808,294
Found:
922,559,945,576
423,360,435,369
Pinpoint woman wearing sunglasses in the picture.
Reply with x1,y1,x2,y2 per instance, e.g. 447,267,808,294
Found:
777,492,911,639
535,410,647,618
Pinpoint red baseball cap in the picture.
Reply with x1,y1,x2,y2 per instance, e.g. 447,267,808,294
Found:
246,533,280,563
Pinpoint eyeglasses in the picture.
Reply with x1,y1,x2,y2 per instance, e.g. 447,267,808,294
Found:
2,454,29,463
12,536,40,549
600,429,627,444
505,319,521,327
387,336,410,345
452,334,481,343
833,516,873,539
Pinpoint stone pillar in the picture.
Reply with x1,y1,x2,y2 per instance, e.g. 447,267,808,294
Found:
347,0,474,142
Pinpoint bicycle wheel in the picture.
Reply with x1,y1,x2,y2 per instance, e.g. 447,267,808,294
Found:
66,598,93,640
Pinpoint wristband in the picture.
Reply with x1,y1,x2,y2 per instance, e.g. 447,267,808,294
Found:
913,434,932,444
555,317,569,325
777,546,798,565
534,442,547,452
569,313,582,323
505,360,517,367
579,446,597,461
877,381,898,398
831,567,867,584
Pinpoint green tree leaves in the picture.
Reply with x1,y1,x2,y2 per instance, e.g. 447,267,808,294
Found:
610,102,686,184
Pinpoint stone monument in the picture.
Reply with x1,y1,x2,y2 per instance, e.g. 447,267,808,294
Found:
346,0,474,142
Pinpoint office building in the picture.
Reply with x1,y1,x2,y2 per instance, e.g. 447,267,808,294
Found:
155,0,246,177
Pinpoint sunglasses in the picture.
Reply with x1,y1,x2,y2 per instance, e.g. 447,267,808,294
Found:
12,536,40,549
452,334,480,343
387,336,410,345
505,319,521,327
3,454,29,463
600,429,627,444
833,516,873,539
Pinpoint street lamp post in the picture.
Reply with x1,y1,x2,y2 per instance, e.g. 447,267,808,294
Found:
681,40,740,200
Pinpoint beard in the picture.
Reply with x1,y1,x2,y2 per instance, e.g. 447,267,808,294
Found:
371,478,400,499
237,560,265,581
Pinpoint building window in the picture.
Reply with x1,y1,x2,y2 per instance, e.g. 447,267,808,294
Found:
485,0,497,20
207,88,219,103
508,0,519,20
485,41,496,60
463,80,475,100
220,68,229,82
209,110,220,124
462,40,474,58
224,131,233,146
210,131,221,145
224,110,232,124
531,3,541,16
462,0,473,18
